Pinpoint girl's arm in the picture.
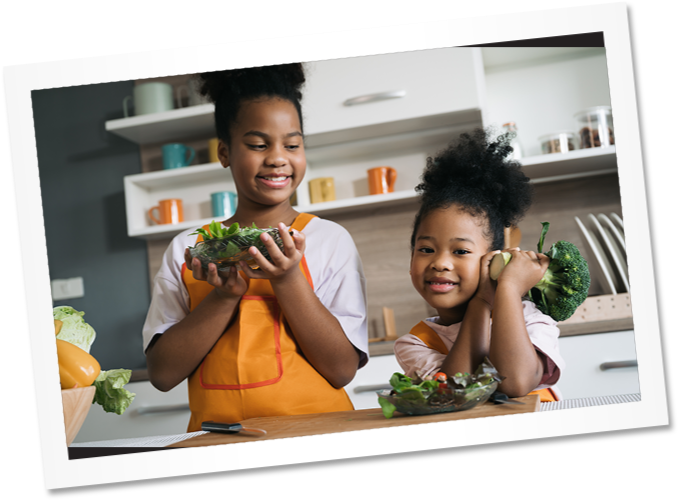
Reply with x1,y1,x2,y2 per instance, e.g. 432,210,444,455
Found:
489,248,550,397
241,224,360,388
439,251,498,377
145,254,247,392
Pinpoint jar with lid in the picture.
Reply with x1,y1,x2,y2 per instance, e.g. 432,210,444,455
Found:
539,131,579,154
574,106,614,148
502,122,523,160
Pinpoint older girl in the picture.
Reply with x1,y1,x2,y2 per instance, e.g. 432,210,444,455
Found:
143,64,369,430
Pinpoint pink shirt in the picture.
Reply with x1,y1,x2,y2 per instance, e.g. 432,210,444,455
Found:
393,301,565,398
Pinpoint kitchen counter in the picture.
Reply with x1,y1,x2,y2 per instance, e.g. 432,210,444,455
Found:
68,393,640,459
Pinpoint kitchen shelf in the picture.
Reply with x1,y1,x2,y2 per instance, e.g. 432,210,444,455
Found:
106,104,483,152
106,104,216,144
521,146,617,183
124,145,617,240
124,159,419,239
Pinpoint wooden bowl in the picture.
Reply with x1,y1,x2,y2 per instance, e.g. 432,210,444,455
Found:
61,386,95,446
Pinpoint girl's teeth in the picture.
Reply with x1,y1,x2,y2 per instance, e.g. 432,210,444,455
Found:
264,176,287,181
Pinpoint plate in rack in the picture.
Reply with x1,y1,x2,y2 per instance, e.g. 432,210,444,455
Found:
587,214,629,292
574,216,617,295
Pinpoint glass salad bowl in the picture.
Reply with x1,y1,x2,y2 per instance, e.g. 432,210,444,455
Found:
377,358,504,418
188,221,289,272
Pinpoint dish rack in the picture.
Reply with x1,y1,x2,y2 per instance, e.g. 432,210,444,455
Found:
563,212,632,335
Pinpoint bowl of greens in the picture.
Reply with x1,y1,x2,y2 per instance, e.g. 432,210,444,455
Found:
188,221,290,272
377,358,504,418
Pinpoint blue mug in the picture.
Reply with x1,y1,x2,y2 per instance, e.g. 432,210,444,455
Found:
162,143,196,170
211,191,238,218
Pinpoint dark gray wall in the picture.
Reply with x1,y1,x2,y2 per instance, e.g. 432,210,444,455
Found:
32,81,150,371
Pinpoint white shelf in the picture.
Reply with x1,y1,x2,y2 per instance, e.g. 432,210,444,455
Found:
125,146,617,240
106,104,216,144
106,104,482,150
521,146,617,183
296,189,418,217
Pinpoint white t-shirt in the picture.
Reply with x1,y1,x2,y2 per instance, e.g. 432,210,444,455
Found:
142,216,370,368
393,301,565,398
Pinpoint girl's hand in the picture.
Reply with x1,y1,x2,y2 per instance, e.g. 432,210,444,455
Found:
184,248,248,299
474,250,501,308
495,247,550,297
239,223,305,283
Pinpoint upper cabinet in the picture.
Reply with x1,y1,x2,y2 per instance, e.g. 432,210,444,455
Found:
302,48,485,146
108,47,617,240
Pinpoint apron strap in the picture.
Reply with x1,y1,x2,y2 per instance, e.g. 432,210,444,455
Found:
291,212,317,232
409,321,448,355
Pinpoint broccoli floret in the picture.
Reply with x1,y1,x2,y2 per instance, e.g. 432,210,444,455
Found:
529,238,591,321
489,222,591,322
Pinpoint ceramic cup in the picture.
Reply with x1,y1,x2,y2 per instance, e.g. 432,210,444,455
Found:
308,177,336,204
211,191,238,218
148,199,184,225
123,82,174,117
367,166,397,195
162,143,196,170
208,138,220,164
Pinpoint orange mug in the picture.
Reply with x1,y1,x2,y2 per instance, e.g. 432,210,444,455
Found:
368,167,397,195
148,199,184,225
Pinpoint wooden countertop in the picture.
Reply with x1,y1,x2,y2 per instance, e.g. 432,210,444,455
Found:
168,394,540,448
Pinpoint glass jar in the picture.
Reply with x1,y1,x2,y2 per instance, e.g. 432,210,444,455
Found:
574,106,615,148
502,122,523,160
539,131,579,154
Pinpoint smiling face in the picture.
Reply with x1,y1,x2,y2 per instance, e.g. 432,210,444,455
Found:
218,97,306,211
410,205,493,325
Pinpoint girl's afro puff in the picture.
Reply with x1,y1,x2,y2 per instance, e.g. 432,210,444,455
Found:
197,63,306,145
411,127,533,251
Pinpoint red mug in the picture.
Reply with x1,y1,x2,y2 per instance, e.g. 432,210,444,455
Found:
368,167,397,195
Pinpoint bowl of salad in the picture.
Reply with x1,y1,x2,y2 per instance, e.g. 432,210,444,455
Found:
377,358,503,418
188,221,290,272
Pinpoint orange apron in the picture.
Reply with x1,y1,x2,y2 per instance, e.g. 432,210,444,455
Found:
409,321,558,402
182,213,354,432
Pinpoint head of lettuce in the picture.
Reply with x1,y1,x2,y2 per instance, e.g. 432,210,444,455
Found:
54,306,96,353
54,306,135,415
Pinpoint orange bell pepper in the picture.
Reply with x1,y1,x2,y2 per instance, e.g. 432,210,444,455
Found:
56,339,101,389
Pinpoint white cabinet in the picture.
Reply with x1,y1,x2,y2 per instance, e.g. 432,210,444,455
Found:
72,355,401,442
303,48,485,140
73,379,191,443
113,47,617,240
557,330,639,399
344,353,403,410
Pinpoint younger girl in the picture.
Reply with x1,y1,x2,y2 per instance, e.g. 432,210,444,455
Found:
394,128,564,401
142,64,369,431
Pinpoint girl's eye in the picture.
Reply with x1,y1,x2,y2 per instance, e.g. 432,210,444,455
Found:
453,249,470,255
248,144,266,150
417,247,434,254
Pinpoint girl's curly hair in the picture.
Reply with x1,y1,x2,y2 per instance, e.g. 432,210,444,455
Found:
411,127,533,251
197,63,306,146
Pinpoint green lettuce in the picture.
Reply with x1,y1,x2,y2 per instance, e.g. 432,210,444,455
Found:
92,369,136,415
53,306,96,353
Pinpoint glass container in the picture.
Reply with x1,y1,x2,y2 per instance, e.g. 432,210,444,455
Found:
539,131,579,154
574,105,615,148
502,122,523,160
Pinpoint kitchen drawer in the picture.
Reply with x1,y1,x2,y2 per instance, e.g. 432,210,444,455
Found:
345,354,403,410
557,330,640,399
303,47,484,139
73,379,190,443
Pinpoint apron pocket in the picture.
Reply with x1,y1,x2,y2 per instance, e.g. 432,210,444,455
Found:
199,296,283,389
